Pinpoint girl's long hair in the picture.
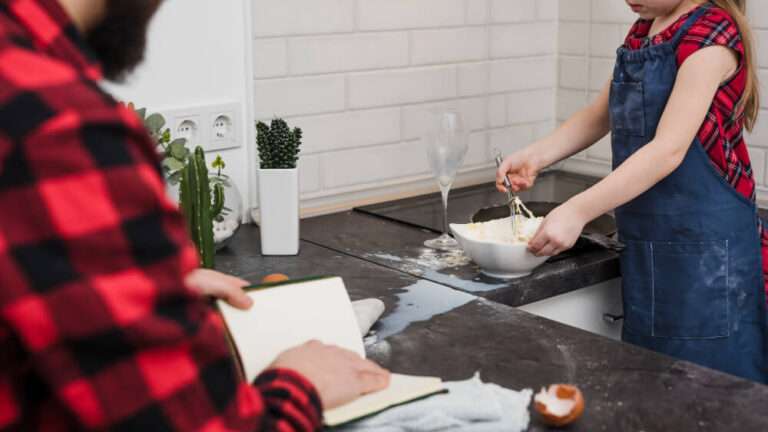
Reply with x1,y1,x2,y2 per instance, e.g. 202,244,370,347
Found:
703,0,759,130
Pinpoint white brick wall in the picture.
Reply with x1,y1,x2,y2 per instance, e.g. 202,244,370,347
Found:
252,0,768,212
558,0,768,203
252,0,558,211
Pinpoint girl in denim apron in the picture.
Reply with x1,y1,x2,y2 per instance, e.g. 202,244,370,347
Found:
497,0,767,382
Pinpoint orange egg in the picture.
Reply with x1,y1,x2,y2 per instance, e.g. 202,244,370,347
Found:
261,273,289,284
533,384,585,427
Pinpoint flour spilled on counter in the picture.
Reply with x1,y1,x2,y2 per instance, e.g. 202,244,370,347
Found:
367,248,471,273
374,279,475,340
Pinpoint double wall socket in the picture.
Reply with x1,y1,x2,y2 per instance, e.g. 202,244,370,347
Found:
160,102,241,152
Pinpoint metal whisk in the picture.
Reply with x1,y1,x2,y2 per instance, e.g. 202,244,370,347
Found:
494,149,518,236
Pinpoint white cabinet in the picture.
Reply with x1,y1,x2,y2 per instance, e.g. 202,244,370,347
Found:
518,278,623,340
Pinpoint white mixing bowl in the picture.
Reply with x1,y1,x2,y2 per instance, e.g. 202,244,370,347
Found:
450,223,549,279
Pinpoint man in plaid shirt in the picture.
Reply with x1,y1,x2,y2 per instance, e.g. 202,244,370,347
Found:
0,0,389,430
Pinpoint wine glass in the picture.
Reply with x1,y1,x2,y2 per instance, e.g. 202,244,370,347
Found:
423,109,469,250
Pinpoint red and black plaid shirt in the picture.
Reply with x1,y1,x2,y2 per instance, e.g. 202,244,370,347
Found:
0,0,322,430
625,4,768,297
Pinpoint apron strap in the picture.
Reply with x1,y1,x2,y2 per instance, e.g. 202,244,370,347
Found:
670,2,713,48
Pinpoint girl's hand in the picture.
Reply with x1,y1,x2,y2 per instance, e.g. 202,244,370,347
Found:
528,203,588,257
495,150,541,193
185,268,253,310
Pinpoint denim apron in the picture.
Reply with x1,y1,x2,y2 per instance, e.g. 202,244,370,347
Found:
610,3,768,382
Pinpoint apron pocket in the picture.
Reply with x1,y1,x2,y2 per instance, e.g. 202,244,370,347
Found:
610,81,646,137
651,241,730,339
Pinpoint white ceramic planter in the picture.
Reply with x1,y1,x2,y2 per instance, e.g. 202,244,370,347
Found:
258,168,300,255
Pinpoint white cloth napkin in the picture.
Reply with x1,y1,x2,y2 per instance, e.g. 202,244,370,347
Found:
336,373,532,432
352,298,386,336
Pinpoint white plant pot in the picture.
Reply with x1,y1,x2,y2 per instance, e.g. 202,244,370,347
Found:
258,168,299,255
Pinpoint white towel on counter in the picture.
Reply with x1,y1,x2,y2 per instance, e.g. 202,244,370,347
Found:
352,298,386,336
335,373,532,432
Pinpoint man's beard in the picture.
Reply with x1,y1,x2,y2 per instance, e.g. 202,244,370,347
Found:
85,0,162,82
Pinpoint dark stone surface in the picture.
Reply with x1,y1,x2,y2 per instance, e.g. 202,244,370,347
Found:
216,225,768,431
356,170,601,233
300,211,621,307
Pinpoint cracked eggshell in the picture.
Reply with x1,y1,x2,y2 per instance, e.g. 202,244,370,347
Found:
533,384,585,427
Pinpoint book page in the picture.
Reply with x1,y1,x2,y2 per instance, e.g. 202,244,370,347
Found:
218,277,365,383
324,373,445,427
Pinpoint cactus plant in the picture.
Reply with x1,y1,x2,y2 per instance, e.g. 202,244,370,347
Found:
179,146,225,268
256,118,302,169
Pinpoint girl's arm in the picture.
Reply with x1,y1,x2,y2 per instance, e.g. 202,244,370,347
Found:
496,81,611,192
529,45,738,256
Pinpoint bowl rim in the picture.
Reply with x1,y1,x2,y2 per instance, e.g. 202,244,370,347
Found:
450,222,532,248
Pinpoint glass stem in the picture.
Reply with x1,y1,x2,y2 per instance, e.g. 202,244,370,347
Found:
440,185,450,235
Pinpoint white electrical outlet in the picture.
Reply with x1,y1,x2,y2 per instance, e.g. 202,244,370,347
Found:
158,102,241,152
207,103,240,151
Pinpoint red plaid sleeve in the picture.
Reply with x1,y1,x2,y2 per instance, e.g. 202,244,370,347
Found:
0,72,322,432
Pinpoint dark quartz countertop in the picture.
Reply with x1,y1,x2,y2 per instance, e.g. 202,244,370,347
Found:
217,225,768,431
300,211,620,307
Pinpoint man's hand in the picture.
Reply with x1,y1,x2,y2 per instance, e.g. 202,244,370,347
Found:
185,268,253,310
270,340,391,410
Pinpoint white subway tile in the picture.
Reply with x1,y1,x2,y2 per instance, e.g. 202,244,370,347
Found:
402,97,488,140
536,0,559,21
458,62,489,97
348,66,457,108
466,0,489,25
467,132,490,166
557,89,588,120
488,94,507,127
489,57,556,92
591,0,636,23
760,71,768,110
321,141,429,188
254,75,345,118
288,33,409,75
252,0,355,37
560,56,588,89
489,0,536,23
558,22,589,55
590,23,624,58
756,30,768,68
589,58,614,91
411,27,488,65
490,23,556,58
586,135,612,161
533,120,555,140
253,39,287,78
291,108,401,154
747,110,768,148
358,0,465,30
489,124,535,155
748,1,768,29
559,0,590,21
299,155,322,193
507,89,553,124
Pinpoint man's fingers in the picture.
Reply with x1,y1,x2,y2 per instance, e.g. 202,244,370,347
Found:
209,283,253,310
357,369,391,395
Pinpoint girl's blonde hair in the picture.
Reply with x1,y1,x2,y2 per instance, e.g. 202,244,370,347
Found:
702,0,759,130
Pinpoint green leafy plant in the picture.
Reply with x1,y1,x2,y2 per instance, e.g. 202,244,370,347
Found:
179,147,225,269
256,118,302,169
130,104,191,185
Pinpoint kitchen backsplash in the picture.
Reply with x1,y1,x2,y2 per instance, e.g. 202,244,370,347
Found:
251,0,558,214
252,0,768,214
